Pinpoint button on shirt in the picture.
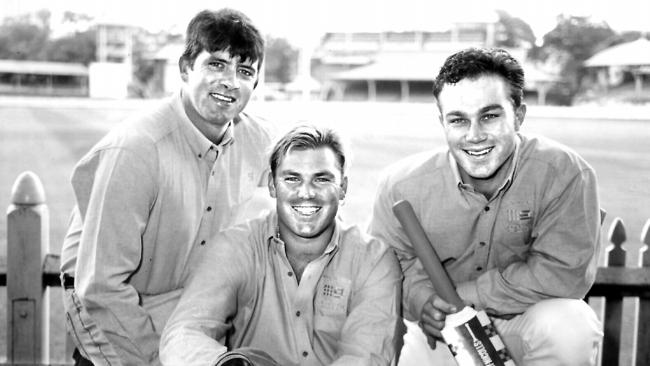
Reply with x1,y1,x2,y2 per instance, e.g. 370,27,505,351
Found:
59,92,273,365
368,134,601,319
160,212,402,366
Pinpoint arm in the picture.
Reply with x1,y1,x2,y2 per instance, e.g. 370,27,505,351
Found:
330,246,403,366
72,146,161,365
367,174,435,322
456,168,601,315
160,230,251,366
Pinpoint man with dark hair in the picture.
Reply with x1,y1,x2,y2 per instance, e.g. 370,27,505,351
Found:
160,125,402,366
60,8,272,366
369,48,603,365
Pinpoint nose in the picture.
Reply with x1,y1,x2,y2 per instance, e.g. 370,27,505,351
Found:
219,65,239,90
297,181,315,199
466,121,487,143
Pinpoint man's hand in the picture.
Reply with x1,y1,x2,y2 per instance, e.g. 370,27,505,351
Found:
419,294,458,349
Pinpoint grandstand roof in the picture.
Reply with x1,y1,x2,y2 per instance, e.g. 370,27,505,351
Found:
585,38,650,67
0,60,88,76
328,51,559,86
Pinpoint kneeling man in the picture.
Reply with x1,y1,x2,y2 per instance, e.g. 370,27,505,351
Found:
161,125,402,366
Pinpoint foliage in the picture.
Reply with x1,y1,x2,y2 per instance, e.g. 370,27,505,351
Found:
540,15,615,62
495,10,536,49
264,36,299,83
0,9,96,64
531,15,617,103
45,30,96,65
0,11,51,60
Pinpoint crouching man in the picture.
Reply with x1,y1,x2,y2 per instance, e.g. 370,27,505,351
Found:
161,125,402,366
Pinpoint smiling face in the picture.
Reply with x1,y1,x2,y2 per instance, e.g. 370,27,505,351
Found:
269,147,347,243
180,49,258,143
437,74,526,194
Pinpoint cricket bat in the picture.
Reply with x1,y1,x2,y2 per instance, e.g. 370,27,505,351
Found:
392,200,516,366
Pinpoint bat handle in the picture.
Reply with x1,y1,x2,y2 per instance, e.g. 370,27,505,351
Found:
392,200,464,309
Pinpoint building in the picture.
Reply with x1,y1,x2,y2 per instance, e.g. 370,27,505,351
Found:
584,37,650,95
312,18,557,103
0,60,88,97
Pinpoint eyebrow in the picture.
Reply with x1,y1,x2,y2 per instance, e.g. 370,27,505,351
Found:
445,104,504,118
207,55,256,68
279,169,337,178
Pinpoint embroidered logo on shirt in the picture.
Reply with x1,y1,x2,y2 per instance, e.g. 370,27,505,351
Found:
316,276,351,315
505,204,533,234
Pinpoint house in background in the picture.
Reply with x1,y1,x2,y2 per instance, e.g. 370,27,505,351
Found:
584,37,650,97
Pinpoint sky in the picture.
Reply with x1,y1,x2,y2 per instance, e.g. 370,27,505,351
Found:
4,0,650,46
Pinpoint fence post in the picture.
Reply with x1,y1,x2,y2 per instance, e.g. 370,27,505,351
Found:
601,217,626,366
637,219,650,366
6,171,50,365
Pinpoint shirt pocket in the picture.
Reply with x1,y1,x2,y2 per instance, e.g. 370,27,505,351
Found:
498,201,534,246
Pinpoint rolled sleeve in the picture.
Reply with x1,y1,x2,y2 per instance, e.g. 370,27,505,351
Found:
72,146,161,365
368,174,435,322
475,168,601,315
331,247,403,366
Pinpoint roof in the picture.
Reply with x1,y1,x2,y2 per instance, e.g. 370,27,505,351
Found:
585,38,650,67
329,51,449,81
328,51,560,85
0,60,88,76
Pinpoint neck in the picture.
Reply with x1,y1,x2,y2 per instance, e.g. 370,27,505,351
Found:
280,227,334,283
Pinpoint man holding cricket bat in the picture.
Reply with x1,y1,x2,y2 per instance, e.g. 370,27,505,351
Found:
369,48,603,365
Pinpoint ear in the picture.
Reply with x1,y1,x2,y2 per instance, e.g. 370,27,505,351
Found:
179,57,191,83
339,176,348,200
514,103,527,131
267,171,277,198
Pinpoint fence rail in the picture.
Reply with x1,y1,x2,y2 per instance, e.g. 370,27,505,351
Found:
2,171,650,365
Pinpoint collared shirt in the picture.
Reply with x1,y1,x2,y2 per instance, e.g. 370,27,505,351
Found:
160,212,402,366
368,133,601,319
60,92,273,365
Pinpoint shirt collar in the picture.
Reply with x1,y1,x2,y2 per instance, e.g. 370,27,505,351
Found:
267,211,341,256
173,91,236,160
448,134,522,193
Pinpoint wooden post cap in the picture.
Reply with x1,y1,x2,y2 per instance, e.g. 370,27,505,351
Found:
10,171,46,205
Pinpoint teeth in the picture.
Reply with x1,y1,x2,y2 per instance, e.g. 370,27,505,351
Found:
293,206,320,215
211,93,235,103
465,147,493,156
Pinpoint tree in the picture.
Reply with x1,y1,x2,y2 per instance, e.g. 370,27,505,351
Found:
541,15,615,62
0,11,51,60
533,15,616,103
45,30,96,65
264,36,299,83
495,10,536,49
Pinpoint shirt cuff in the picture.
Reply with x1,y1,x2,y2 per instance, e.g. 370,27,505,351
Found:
456,280,482,309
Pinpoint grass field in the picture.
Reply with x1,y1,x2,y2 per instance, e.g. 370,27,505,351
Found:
1,97,649,364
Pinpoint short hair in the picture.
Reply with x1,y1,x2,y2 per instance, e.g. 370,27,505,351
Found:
179,9,265,73
433,48,525,107
270,125,347,178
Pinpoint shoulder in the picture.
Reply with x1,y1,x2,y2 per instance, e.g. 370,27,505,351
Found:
338,222,399,270
215,214,273,256
84,98,179,159
235,112,275,147
377,148,448,195
519,133,595,177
